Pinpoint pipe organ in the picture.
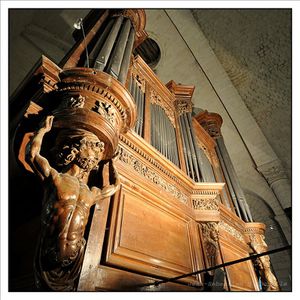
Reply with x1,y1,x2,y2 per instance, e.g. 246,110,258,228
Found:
10,9,280,292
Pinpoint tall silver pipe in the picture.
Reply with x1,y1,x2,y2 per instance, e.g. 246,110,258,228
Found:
215,145,238,212
139,91,145,136
89,19,115,68
163,111,168,158
187,113,205,182
182,114,200,182
137,86,142,135
179,115,194,180
173,128,180,167
216,138,252,222
118,27,135,84
94,16,123,71
107,18,131,78
135,85,141,134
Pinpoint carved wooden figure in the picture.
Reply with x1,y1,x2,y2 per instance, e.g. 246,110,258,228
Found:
249,234,279,291
26,115,120,291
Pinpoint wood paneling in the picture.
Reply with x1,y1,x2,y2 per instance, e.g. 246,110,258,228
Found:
104,186,201,285
219,237,259,291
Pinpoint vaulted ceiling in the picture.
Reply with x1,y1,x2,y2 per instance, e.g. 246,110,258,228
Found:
191,9,291,176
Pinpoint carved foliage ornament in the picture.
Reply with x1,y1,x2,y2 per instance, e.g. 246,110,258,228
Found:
174,98,193,116
119,147,188,204
149,88,175,127
192,198,219,211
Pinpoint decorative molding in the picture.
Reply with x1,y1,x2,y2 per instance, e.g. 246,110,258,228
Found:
57,85,127,122
194,110,223,139
257,160,288,185
219,220,245,243
131,62,146,93
119,147,188,204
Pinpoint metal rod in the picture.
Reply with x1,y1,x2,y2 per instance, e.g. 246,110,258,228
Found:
179,115,193,179
89,18,114,68
108,18,131,78
137,245,291,288
118,27,135,84
94,15,123,71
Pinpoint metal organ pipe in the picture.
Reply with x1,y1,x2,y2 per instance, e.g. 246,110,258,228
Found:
107,18,132,78
94,15,123,71
89,18,114,68
215,145,240,213
118,27,135,84
179,115,194,180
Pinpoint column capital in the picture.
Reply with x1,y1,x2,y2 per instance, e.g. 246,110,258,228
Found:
166,80,195,116
257,160,288,186
194,110,223,138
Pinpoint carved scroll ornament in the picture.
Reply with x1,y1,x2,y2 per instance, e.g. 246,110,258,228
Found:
26,116,120,291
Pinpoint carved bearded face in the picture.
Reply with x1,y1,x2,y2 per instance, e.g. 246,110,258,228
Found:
54,129,105,171
75,136,105,171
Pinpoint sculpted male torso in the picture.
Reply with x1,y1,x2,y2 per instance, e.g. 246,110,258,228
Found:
26,115,120,290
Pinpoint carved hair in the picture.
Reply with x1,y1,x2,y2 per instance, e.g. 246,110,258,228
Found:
52,129,105,167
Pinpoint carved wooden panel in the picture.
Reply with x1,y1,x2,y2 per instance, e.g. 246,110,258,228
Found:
219,238,259,291
104,186,201,285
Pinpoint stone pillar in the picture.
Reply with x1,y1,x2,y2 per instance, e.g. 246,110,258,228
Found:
257,160,291,210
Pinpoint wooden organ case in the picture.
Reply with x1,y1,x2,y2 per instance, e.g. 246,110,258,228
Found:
9,9,279,292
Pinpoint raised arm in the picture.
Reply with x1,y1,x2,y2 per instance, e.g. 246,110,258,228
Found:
92,152,121,201
101,157,120,198
26,115,55,180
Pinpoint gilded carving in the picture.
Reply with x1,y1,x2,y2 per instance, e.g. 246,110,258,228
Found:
26,116,120,291
119,147,188,204
248,233,280,291
149,88,175,127
200,222,219,274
